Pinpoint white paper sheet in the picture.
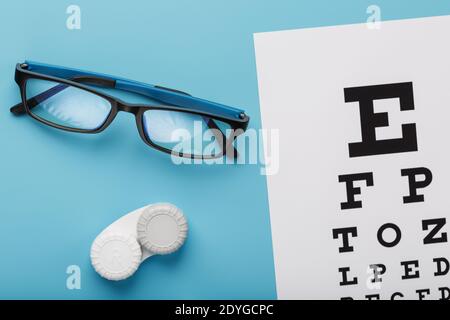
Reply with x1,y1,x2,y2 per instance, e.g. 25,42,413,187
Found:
255,16,450,300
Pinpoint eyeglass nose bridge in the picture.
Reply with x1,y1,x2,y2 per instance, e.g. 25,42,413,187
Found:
117,103,141,115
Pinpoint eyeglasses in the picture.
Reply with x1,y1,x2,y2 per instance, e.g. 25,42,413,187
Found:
10,61,249,159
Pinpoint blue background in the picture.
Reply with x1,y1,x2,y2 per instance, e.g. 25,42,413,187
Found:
0,0,449,299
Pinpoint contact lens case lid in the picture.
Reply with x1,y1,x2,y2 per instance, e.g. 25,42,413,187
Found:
137,203,188,255
90,232,142,281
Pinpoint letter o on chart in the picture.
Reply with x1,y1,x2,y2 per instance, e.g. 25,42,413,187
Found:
377,223,401,247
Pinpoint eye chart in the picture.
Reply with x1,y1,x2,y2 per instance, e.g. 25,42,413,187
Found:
255,15,450,300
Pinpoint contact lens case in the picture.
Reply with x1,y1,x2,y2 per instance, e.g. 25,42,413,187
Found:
90,203,188,281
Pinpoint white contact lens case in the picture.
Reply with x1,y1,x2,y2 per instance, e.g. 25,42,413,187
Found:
90,203,188,281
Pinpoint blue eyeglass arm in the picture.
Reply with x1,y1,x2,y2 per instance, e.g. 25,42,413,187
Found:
21,61,248,122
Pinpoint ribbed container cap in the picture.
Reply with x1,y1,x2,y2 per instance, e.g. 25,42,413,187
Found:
137,203,188,255
90,232,142,281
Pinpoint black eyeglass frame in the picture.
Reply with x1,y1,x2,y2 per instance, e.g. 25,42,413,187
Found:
11,63,250,159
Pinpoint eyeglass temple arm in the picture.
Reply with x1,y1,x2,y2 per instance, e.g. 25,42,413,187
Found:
10,76,113,115
10,77,192,116
10,85,63,115
21,61,248,122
